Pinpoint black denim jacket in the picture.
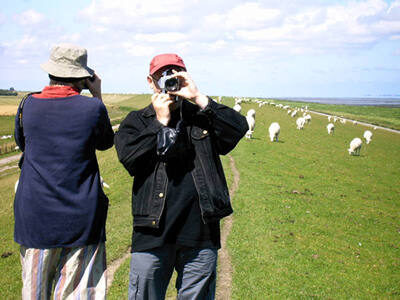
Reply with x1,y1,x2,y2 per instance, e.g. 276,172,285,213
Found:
114,98,248,228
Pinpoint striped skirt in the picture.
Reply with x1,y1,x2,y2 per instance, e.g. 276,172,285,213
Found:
20,243,106,300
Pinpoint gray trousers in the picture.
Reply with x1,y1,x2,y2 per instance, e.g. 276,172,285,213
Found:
128,245,217,300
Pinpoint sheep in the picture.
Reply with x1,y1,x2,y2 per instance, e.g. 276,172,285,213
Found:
296,117,306,130
333,117,338,123
328,116,332,122
218,96,222,103
291,110,297,118
287,109,292,115
233,103,242,113
340,118,346,124
348,138,362,155
373,126,377,130
245,109,256,139
353,120,357,125
363,130,373,144
100,176,110,189
304,114,311,123
269,122,280,142
327,123,334,134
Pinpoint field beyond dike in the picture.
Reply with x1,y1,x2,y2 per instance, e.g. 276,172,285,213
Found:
0,93,399,299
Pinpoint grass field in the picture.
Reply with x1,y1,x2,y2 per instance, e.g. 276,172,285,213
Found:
0,94,399,298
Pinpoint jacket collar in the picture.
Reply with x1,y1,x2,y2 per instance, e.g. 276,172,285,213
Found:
142,103,156,117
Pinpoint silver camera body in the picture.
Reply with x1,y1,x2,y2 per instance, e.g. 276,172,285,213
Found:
158,69,180,94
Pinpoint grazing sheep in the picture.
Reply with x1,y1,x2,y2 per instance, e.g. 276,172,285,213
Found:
235,98,242,105
245,109,256,139
291,110,297,118
304,114,311,123
296,117,306,130
333,117,338,123
328,116,332,122
269,122,280,142
327,123,334,134
348,138,362,155
363,130,373,144
340,118,346,124
233,103,242,113
100,176,110,189
218,96,222,103
287,109,292,115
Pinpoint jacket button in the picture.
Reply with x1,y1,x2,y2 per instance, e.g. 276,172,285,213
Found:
203,130,208,135
152,220,156,226
159,193,164,198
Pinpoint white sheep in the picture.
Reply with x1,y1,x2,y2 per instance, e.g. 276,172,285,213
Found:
327,116,332,122
100,176,110,189
327,123,334,135
340,118,346,124
353,120,357,125
348,138,362,155
296,117,306,130
363,130,373,144
245,109,256,139
333,117,338,123
269,122,280,142
304,114,311,123
287,110,292,115
291,110,297,118
233,103,242,113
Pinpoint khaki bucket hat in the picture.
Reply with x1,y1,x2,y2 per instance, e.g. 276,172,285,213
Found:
41,44,94,78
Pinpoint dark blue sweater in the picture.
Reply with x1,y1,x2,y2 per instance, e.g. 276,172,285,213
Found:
14,94,114,248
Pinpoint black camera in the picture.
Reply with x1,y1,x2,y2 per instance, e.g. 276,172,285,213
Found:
158,69,180,93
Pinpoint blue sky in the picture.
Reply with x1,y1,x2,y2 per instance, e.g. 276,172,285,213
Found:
1,0,399,97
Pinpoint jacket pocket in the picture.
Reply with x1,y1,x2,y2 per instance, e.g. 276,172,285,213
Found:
191,126,210,140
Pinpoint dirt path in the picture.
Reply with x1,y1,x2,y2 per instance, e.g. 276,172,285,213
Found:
0,153,21,167
106,250,131,293
216,154,240,300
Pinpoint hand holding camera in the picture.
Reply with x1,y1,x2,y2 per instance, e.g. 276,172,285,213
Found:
85,74,102,101
165,70,209,109
152,93,174,126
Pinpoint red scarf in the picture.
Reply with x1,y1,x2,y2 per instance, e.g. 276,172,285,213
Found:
33,86,80,99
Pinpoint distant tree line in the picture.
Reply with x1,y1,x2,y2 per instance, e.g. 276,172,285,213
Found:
0,88,18,96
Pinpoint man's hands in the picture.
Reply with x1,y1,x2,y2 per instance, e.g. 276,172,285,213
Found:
85,74,102,101
152,93,174,126
168,70,209,109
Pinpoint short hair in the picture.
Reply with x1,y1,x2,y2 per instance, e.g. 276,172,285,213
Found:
48,74,87,88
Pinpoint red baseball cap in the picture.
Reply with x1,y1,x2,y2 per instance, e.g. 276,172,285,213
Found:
149,53,186,75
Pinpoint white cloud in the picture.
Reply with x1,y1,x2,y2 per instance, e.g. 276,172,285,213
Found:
15,9,46,27
122,43,156,56
134,32,187,43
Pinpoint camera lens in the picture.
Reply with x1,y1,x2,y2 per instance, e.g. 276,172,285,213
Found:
165,77,180,92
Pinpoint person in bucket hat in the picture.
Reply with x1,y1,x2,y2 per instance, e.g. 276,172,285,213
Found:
115,54,248,299
14,43,114,299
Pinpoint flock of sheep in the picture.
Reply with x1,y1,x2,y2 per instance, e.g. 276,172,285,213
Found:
225,97,374,156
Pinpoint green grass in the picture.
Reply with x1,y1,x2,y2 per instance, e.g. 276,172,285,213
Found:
1,94,399,298
228,101,400,298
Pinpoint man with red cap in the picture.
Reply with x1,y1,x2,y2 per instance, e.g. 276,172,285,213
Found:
115,53,248,299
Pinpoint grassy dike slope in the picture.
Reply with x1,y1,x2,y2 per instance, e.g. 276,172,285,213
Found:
228,100,400,298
